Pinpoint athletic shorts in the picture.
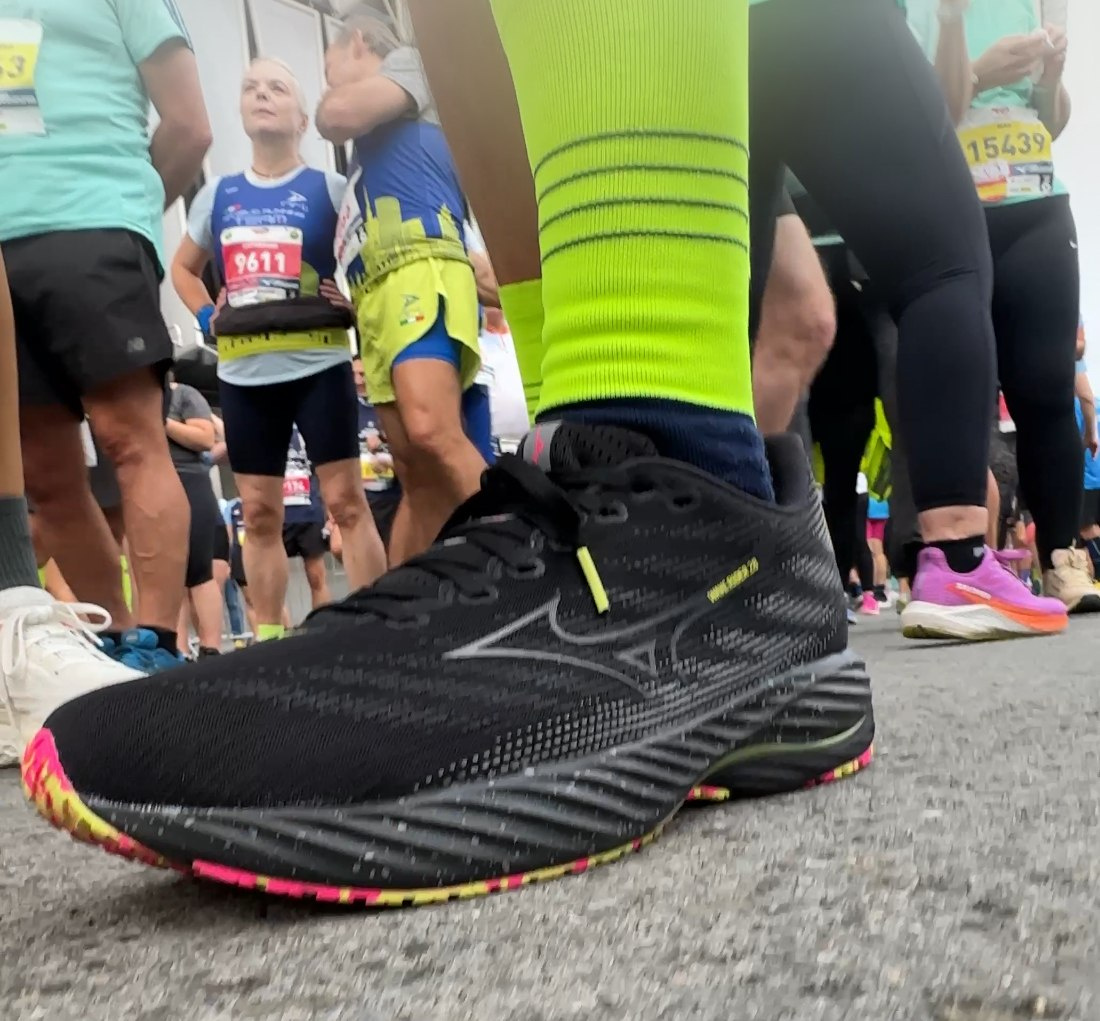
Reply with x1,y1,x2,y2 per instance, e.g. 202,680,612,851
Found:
283,521,327,561
1082,489,1100,532
367,488,401,550
461,384,495,465
180,470,221,589
6,229,174,418
212,518,230,564
230,545,247,588
220,362,359,478
356,258,480,406
866,518,887,543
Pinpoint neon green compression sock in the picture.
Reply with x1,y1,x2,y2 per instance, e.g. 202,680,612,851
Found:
498,278,544,421
489,0,754,419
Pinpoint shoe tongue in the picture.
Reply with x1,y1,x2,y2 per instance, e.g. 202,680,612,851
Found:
518,421,658,472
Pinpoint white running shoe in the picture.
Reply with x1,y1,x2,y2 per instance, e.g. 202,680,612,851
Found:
0,587,143,768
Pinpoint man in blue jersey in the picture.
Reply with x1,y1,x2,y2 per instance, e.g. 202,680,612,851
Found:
319,6,489,565
171,57,386,641
0,0,211,671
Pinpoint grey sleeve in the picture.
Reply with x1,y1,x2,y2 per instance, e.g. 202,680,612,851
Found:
186,179,219,250
378,46,434,119
175,385,213,423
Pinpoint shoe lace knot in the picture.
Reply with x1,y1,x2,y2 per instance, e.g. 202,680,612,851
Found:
0,600,113,714
312,455,621,626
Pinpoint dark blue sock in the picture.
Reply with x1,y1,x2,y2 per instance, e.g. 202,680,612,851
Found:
551,397,774,501
1086,537,1100,575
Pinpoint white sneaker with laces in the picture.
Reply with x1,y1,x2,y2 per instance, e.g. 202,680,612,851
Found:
0,587,143,768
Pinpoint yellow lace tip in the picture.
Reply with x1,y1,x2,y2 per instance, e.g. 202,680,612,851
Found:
576,546,610,614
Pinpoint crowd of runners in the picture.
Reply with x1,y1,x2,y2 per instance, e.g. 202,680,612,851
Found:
0,0,1092,903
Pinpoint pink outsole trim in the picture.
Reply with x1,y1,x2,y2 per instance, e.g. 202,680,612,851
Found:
22,729,873,906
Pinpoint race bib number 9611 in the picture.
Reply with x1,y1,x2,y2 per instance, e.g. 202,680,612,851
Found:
221,225,303,308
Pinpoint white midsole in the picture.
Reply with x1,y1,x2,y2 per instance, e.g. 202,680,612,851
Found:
900,601,1046,640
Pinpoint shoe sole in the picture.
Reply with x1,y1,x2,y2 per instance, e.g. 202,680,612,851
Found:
1065,591,1100,615
22,650,873,907
901,600,1067,641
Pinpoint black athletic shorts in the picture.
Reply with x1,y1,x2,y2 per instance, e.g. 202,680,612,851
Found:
283,521,328,561
368,488,401,549
6,229,175,418
212,516,230,564
230,545,247,588
180,470,221,589
1082,490,1100,532
220,362,359,477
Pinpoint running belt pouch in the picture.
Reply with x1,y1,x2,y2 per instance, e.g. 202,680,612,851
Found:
213,296,354,338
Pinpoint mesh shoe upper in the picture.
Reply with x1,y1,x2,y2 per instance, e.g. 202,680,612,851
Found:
44,425,846,810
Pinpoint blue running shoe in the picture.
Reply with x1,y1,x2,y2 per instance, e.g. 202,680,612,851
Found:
110,629,183,673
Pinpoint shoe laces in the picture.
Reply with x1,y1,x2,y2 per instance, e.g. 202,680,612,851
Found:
0,600,113,715
991,548,1032,588
312,454,673,627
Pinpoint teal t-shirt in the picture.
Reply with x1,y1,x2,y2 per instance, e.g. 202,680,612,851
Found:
906,0,1068,205
0,0,192,268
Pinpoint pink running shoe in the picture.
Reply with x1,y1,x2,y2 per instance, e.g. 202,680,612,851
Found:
901,546,1067,641
859,591,880,615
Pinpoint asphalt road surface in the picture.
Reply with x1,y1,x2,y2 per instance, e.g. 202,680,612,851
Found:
2,614,1098,1021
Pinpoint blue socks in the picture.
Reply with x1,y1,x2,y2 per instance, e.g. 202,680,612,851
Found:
553,398,774,501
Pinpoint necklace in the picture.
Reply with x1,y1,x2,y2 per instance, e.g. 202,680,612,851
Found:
250,161,303,179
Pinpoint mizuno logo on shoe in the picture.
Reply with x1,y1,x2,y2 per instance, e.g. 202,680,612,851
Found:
444,557,766,695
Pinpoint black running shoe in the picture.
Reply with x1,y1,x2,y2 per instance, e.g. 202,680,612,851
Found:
22,424,874,906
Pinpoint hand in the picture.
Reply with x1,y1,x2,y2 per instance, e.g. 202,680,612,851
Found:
972,33,1049,92
1084,412,1098,458
319,278,354,314
1037,24,1068,89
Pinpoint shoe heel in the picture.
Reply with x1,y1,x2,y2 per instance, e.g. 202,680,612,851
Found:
698,651,874,799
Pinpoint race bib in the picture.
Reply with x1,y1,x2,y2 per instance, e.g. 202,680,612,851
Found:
335,166,366,276
0,20,44,136
958,107,1054,204
221,226,303,308
282,469,311,507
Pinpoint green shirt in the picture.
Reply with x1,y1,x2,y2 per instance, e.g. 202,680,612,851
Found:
906,0,1067,204
0,0,192,267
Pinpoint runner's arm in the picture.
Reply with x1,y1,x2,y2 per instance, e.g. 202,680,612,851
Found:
930,3,974,124
172,237,215,319
316,76,414,145
209,414,229,466
140,40,212,209
166,416,216,452
1076,369,1097,456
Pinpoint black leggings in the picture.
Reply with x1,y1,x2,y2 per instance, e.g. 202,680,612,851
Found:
180,470,221,589
854,495,874,591
809,257,877,588
750,0,995,514
987,196,1080,568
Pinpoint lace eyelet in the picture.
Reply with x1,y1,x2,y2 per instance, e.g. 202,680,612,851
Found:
458,585,499,606
505,559,546,581
668,490,701,512
595,500,628,524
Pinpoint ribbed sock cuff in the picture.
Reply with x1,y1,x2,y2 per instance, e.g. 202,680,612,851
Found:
0,496,42,591
499,279,544,422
